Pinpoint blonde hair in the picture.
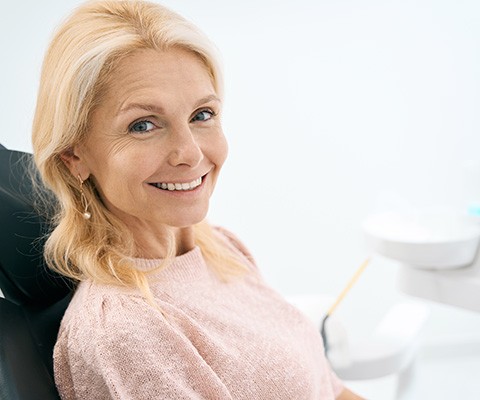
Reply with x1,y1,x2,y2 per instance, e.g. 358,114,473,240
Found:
32,0,247,301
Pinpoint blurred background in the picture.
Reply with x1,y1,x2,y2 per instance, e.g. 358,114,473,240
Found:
2,0,480,398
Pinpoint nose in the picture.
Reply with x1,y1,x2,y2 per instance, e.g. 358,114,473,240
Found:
167,124,203,168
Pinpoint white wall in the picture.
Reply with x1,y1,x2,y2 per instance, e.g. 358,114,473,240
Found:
2,1,480,398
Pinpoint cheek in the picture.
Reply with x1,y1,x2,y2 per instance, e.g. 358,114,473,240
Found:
91,160,149,215
206,134,228,193
87,148,155,198
211,132,228,168
88,139,156,178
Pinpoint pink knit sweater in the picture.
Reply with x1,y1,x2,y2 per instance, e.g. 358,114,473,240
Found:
54,228,344,399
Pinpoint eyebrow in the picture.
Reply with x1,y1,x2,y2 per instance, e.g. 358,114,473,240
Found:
117,94,221,116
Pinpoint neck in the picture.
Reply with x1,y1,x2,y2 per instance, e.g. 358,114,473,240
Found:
133,225,195,259
174,228,196,256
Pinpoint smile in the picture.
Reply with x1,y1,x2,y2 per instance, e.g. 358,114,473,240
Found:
149,176,203,191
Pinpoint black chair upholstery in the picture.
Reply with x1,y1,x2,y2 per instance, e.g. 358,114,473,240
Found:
0,144,74,400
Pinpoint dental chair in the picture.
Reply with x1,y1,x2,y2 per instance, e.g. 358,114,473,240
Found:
0,144,73,400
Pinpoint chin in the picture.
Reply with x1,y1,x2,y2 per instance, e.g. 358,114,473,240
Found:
166,209,209,228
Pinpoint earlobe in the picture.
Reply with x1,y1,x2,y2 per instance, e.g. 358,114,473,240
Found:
59,147,90,180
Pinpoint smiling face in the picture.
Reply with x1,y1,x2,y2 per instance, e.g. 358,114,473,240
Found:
63,47,228,256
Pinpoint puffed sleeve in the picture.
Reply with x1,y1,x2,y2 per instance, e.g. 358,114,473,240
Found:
53,288,233,400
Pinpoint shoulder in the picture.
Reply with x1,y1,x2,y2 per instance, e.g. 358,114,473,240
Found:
212,225,257,267
56,281,166,353
55,281,196,370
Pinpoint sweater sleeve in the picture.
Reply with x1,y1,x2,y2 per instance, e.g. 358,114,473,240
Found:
214,226,346,398
54,290,233,400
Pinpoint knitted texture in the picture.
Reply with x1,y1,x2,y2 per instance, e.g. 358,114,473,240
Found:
54,228,344,399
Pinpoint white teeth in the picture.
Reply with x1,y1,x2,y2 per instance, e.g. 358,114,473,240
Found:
152,177,203,191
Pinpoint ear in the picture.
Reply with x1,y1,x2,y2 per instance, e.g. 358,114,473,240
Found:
59,146,91,181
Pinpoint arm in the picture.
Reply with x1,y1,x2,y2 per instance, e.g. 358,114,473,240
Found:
337,387,365,400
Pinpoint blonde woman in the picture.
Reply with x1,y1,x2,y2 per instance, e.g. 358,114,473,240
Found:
32,1,363,399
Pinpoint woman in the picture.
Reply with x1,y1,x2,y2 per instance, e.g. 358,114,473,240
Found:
32,1,363,399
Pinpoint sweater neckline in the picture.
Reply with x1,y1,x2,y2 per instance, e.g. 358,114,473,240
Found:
131,246,209,281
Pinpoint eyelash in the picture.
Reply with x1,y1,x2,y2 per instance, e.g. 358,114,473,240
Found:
127,108,217,134
128,120,156,134
192,108,216,122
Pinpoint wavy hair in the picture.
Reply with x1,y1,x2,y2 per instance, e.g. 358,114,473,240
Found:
32,0,247,302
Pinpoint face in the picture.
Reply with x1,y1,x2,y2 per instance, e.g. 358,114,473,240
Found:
64,48,227,253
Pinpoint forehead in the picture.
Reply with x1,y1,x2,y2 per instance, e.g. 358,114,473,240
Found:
100,48,216,111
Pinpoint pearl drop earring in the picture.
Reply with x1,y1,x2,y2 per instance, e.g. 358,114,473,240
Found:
77,175,91,220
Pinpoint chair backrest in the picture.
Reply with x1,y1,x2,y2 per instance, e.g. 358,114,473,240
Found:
0,145,72,305
0,144,74,400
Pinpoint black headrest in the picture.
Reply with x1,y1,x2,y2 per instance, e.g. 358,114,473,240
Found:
0,145,73,306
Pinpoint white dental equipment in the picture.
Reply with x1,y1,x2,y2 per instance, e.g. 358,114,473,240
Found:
363,210,480,313
288,208,480,397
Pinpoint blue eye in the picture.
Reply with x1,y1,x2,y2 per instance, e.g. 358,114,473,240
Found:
191,110,214,122
129,120,155,133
